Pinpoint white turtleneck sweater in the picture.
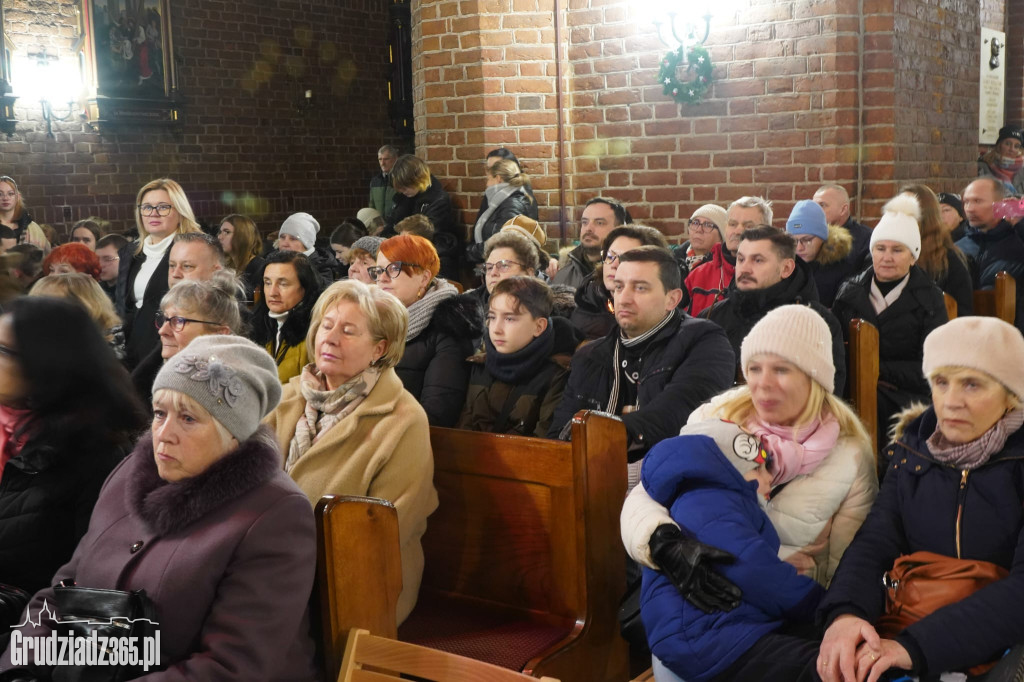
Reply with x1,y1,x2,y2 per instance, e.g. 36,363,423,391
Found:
267,309,290,353
133,233,176,308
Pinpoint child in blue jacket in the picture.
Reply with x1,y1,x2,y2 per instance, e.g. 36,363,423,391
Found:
640,419,825,682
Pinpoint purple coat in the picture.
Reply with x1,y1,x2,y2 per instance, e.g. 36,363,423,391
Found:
1,426,320,681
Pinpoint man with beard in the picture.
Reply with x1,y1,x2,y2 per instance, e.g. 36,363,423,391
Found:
552,197,632,289
704,226,846,393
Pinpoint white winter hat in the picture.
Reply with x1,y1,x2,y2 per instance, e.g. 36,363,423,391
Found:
740,304,835,393
870,194,921,259
280,212,320,250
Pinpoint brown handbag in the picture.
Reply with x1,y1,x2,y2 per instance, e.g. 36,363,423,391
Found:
877,550,1008,675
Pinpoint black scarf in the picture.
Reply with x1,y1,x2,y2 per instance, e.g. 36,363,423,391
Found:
483,320,555,384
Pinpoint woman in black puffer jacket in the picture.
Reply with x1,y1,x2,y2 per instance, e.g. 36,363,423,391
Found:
466,159,536,265
0,298,147,628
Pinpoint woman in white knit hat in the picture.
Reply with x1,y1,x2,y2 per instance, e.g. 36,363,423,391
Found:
620,305,877,681
677,204,726,274
817,316,1024,682
832,193,949,448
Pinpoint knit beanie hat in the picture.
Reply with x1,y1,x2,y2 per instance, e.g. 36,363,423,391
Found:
996,125,1024,148
350,236,385,259
740,304,835,393
937,192,965,221
280,212,320,250
152,335,283,442
690,204,728,233
870,194,921,259
681,419,770,475
922,317,1024,399
786,200,829,241
501,215,546,246
356,207,381,227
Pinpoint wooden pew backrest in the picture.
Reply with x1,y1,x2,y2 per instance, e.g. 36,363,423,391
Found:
339,628,561,682
409,410,629,682
973,271,1016,325
316,495,402,680
848,318,880,451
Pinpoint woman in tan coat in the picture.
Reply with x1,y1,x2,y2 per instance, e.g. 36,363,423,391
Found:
264,279,437,624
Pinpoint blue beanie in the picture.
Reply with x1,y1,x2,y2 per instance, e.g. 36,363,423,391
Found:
786,200,828,241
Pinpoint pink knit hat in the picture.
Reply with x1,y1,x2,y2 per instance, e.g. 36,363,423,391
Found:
740,304,835,393
922,317,1024,399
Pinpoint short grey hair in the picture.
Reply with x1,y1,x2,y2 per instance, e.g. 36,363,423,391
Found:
728,196,774,226
161,270,245,334
378,145,400,157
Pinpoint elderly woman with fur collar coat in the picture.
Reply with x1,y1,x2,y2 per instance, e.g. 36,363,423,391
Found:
265,279,438,626
0,335,320,681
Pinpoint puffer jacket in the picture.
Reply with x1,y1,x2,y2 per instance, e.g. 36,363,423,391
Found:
621,387,878,586
547,309,735,458
805,223,859,307
0,434,132,599
684,243,734,316
842,217,872,267
466,188,535,263
832,265,948,396
551,244,595,290
704,256,846,394
639,426,825,682
458,316,580,437
819,406,1024,676
956,220,1024,332
570,271,615,340
397,292,484,427
306,245,343,287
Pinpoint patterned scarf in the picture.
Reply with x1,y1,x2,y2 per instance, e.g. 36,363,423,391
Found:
285,364,381,470
406,279,457,341
927,408,1024,471
992,155,1024,184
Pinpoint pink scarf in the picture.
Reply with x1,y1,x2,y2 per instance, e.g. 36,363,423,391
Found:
0,405,33,482
744,413,841,486
991,155,1024,184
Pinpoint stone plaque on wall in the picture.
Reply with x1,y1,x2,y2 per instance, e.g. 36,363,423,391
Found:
979,28,1006,144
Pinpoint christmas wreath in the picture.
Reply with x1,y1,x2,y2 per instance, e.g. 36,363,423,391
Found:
658,45,713,105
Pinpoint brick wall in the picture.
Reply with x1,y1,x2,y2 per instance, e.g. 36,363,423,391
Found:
413,0,1003,244
0,0,401,238
1005,0,1023,125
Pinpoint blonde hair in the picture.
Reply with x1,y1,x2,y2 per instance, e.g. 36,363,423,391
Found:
24,223,50,253
134,178,201,255
390,155,431,195
488,159,530,190
152,388,236,449
926,365,1023,409
30,272,122,331
306,279,409,369
712,383,871,447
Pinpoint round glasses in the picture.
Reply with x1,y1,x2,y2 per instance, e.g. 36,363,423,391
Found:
367,261,422,281
155,311,222,332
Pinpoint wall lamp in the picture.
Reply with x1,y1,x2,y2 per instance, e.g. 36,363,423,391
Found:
15,51,82,138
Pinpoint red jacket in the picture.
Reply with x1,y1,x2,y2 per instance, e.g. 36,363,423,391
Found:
685,243,734,316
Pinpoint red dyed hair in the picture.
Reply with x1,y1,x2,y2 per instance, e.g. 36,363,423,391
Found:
43,243,102,280
379,234,440,278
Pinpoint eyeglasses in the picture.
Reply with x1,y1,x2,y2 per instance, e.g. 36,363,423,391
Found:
138,203,174,217
0,343,19,358
154,311,222,332
475,259,524,276
794,236,819,248
688,219,718,233
602,250,624,265
367,261,421,281
0,192,16,200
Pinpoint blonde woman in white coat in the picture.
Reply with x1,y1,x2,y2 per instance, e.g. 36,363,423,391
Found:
621,305,877,601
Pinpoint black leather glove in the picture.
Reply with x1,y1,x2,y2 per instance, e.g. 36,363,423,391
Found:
649,523,742,613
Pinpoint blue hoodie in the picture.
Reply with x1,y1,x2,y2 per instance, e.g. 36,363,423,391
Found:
640,432,825,682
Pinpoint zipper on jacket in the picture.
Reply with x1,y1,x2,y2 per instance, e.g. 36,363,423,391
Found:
955,469,969,559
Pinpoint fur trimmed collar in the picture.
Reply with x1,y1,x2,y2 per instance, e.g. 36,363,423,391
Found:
125,425,282,536
817,224,854,266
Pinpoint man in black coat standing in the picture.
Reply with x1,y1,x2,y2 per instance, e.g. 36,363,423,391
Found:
814,183,872,267
703,226,846,395
547,246,734,461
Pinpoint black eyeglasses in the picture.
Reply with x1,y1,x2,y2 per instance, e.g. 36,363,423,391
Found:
155,311,222,332
688,218,718,233
367,261,422,281
138,203,174,217
602,250,624,265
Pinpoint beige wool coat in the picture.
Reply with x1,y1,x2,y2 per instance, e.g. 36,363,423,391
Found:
264,366,438,623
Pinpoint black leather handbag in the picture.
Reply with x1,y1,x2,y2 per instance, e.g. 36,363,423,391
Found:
50,580,160,682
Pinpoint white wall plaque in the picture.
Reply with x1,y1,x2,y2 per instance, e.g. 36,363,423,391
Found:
980,27,1007,145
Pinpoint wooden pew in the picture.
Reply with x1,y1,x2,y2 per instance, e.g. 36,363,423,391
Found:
316,495,402,680
848,319,880,451
973,271,1016,325
338,628,561,681
943,292,957,320
398,411,629,682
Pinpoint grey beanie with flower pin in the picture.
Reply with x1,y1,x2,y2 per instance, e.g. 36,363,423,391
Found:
152,335,282,441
